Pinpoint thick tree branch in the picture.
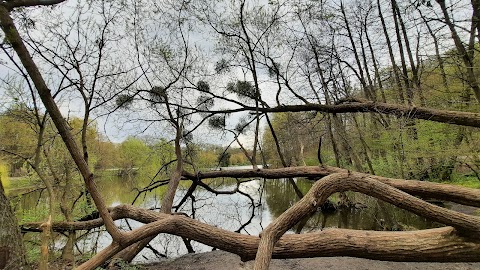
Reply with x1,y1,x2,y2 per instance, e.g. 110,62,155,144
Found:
1,0,66,10
182,165,480,207
193,99,480,128
21,204,480,269
253,172,480,270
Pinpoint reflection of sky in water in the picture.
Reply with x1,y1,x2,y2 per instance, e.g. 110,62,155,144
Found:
64,176,276,262
10,172,450,263
63,178,445,263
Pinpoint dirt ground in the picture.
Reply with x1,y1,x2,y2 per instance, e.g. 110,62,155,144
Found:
142,250,480,270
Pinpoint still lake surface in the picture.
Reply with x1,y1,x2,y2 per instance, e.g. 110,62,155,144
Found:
9,166,447,262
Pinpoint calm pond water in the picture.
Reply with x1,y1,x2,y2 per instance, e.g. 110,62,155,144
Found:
8,166,448,262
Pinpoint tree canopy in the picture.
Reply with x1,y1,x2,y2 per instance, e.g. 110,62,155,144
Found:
1,0,480,270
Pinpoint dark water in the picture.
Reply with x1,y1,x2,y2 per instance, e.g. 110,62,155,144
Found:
7,167,449,261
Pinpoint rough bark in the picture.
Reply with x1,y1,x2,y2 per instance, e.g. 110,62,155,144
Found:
204,99,480,128
4,2,480,269
0,180,30,270
22,204,480,259
253,172,480,270
21,197,480,269
181,165,480,207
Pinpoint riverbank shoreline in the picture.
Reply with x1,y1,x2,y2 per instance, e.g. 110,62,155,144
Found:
141,250,480,270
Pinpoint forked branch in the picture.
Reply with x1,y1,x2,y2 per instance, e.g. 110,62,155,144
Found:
253,172,480,270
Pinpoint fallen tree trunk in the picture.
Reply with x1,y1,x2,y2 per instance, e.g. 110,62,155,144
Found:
21,168,480,269
19,165,480,269
23,204,480,267
253,172,480,270
22,209,480,262
202,98,480,127
182,165,480,207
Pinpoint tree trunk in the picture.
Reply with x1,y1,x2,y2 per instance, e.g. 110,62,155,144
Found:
253,172,480,269
60,167,75,263
436,0,480,102
365,9,387,103
0,4,123,242
181,165,480,207
340,3,373,100
391,0,413,105
393,0,423,104
419,8,449,92
0,180,30,270
377,0,404,103
264,113,304,199
231,99,480,128
23,204,480,267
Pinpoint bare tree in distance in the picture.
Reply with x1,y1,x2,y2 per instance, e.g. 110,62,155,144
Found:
1,1,480,270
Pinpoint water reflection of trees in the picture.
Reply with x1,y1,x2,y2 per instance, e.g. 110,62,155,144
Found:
264,179,311,217
13,174,444,260
263,179,442,233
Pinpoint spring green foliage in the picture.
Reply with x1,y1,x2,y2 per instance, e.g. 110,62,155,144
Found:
0,161,8,189
0,106,250,180
183,143,250,169
217,151,231,167
262,48,480,184
0,107,37,175
262,112,322,167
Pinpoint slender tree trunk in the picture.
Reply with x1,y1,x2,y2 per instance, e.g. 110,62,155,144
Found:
352,115,375,174
265,113,304,199
301,26,341,167
436,0,480,102
0,5,123,242
112,112,184,264
471,0,480,44
60,166,75,264
377,0,404,103
391,0,413,105
359,26,376,101
340,2,373,100
419,9,449,91
234,135,255,165
393,0,423,104
326,115,341,167
365,10,387,103
332,114,363,172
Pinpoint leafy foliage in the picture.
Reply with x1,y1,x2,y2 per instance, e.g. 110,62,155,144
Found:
196,95,214,111
226,80,256,100
0,161,8,189
214,59,230,74
217,151,231,167
208,115,226,130
116,94,134,109
197,81,211,93
149,86,166,103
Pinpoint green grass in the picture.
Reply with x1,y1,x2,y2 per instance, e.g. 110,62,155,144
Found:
444,174,480,189
6,176,40,189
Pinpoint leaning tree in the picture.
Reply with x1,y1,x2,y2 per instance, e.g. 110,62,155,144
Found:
1,0,480,270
